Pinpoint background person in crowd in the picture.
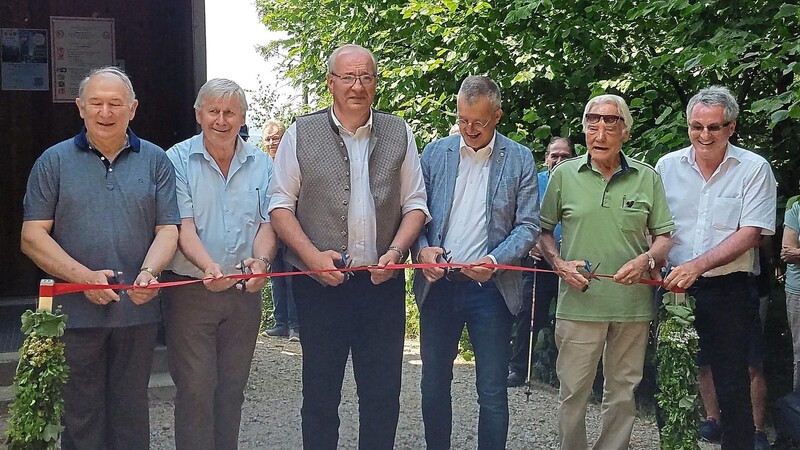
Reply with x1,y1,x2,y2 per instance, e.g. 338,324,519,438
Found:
658,85,777,450
260,119,298,341
508,136,575,388
268,44,429,449
161,78,276,450
413,75,539,450
448,122,460,136
21,66,180,450
783,200,800,392
540,94,674,450
262,118,285,159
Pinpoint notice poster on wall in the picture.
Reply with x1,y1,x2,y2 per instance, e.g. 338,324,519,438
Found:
50,16,115,103
1,28,49,91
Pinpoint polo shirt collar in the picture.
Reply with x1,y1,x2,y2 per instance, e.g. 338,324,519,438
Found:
580,151,635,173
73,127,140,153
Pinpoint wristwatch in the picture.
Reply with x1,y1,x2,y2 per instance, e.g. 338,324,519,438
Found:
644,251,655,270
140,266,159,277
254,256,272,272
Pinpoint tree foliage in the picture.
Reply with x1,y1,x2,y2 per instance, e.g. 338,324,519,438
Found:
256,0,799,195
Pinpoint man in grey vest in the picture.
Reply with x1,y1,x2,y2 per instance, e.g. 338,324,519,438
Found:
268,44,429,449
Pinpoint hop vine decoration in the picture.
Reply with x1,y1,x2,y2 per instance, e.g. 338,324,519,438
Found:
656,292,700,450
5,308,69,450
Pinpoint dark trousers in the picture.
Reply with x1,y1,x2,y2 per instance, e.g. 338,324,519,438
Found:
61,323,159,450
509,258,558,375
162,275,261,450
691,272,755,450
272,247,298,329
293,271,405,450
421,280,514,450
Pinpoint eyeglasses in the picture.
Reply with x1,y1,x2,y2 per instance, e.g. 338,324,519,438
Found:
264,135,282,148
689,122,731,134
457,116,493,129
330,73,377,86
585,113,624,125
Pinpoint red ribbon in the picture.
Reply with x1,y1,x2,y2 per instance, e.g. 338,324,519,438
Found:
45,261,684,296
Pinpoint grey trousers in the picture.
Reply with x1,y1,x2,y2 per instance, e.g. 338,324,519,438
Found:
787,291,800,391
61,323,159,450
163,275,261,450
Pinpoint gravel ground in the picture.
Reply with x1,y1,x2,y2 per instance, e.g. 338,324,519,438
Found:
147,335,724,449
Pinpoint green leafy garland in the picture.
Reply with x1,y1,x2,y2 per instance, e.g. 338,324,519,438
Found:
656,292,700,450
5,309,69,450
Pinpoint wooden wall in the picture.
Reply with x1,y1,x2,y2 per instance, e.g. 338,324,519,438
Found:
0,0,204,298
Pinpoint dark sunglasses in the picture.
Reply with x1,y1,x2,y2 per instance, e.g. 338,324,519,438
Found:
585,113,623,125
689,122,731,133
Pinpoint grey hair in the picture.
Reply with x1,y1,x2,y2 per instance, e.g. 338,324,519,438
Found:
458,75,502,110
686,86,739,123
327,44,378,74
193,78,248,115
546,137,575,156
582,94,633,132
78,66,136,105
262,118,285,134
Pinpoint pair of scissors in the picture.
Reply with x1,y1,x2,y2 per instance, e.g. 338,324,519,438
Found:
236,260,250,293
580,260,601,292
336,251,354,282
436,248,463,281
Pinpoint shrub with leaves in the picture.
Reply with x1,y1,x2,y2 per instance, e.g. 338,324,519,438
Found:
656,292,700,450
5,308,69,450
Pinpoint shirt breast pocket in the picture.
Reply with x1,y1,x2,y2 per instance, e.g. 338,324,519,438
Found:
712,197,742,231
228,190,261,226
618,195,650,231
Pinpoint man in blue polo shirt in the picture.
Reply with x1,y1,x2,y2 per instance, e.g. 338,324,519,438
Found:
21,66,180,450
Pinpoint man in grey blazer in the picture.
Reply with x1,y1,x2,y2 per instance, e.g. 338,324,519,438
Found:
413,75,540,449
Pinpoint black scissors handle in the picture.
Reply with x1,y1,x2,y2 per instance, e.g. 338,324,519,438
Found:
581,261,601,292
236,260,249,293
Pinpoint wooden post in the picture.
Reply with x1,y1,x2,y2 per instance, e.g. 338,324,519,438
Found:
38,279,54,312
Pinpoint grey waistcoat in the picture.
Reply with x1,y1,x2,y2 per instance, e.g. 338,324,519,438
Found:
286,108,408,278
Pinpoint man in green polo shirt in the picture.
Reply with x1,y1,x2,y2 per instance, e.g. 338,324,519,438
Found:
539,94,674,450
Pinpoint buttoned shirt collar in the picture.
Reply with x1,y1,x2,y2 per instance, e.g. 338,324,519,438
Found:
330,107,373,139
189,134,255,164
680,142,743,172
459,132,496,157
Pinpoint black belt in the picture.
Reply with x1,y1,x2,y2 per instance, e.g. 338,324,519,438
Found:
160,270,197,282
692,271,749,288
444,271,473,283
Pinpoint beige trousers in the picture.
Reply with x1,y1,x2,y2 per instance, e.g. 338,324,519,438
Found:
555,319,649,450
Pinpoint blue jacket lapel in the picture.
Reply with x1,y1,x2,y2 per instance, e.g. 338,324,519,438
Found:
438,139,461,245
487,134,508,217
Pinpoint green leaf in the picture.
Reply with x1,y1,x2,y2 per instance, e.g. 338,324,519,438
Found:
775,4,799,18
533,125,552,139
522,108,539,123
750,97,784,113
770,109,790,124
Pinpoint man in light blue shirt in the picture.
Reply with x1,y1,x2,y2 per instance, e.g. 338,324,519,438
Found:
162,78,276,450
508,137,574,387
